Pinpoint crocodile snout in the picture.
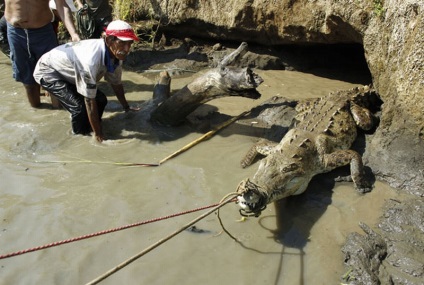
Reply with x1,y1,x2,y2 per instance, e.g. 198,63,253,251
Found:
236,179,268,217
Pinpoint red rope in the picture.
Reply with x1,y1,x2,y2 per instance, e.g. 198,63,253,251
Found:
0,202,225,260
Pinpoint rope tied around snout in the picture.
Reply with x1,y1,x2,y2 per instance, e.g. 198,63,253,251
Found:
236,178,269,217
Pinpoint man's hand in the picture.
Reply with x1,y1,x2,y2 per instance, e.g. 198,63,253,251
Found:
94,133,104,143
71,33,81,42
85,97,103,143
124,105,141,112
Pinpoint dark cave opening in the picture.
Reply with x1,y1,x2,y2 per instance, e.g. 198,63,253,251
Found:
186,36,373,85
242,42,373,85
277,43,373,84
161,21,373,85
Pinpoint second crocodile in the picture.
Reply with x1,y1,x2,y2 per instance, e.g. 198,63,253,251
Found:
236,86,378,216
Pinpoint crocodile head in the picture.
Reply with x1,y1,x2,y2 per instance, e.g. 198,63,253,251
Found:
236,157,309,217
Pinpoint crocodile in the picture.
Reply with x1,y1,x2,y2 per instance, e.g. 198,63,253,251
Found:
236,85,378,217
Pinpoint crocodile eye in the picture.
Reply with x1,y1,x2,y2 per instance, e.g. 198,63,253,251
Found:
282,163,299,172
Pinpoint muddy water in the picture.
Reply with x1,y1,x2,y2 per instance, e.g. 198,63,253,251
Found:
0,50,404,285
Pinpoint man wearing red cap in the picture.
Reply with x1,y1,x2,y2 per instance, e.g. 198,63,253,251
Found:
33,20,140,143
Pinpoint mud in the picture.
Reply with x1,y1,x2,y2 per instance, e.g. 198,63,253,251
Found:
342,198,424,285
0,35,422,284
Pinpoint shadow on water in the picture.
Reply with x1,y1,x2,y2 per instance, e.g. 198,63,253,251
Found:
100,97,295,144
269,172,338,285
223,173,337,285
98,76,293,144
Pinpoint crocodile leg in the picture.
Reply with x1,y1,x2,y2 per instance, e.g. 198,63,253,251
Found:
322,149,372,193
240,139,277,168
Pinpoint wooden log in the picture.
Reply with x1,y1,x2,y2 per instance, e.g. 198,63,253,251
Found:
152,71,171,105
150,42,263,126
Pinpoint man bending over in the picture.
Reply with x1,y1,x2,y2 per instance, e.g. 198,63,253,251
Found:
33,20,139,143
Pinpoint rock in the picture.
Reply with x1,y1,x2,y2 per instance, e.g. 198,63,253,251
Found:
212,43,222,51
342,198,424,285
341,222,387,285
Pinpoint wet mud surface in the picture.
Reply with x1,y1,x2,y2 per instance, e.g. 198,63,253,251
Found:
342,197,424,285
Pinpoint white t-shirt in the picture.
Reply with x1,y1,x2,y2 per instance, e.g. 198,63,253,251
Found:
49,0,78,12
34,39,122,99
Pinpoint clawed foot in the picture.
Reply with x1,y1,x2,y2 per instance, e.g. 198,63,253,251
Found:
355,182,373,194
354,173,373,193
335,175,373,194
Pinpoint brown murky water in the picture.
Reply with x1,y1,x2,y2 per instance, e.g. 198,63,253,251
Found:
0,51,404,285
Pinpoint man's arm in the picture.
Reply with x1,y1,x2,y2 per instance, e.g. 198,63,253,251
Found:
111,83,140,112
54,0,80,41
85,97,104,142
75,0,83,10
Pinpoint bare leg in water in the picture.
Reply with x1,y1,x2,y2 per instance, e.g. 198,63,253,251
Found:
24,83,41,108
24,84,62,108
47,91,61,108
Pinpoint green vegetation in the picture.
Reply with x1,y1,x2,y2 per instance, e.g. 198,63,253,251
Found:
341,268,356,283
372,0,386,18
112,0,172,50
113,0,142,22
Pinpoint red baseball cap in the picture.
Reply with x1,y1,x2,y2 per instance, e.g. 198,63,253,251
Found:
105,20,139,41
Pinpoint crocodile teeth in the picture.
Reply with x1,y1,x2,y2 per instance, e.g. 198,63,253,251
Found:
237,196,257,211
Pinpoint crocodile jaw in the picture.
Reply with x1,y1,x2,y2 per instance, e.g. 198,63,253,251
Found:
237,192,260,211
236,179,268,217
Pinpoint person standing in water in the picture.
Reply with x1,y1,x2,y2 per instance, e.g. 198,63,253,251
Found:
4,0,80,108
33,20,140,143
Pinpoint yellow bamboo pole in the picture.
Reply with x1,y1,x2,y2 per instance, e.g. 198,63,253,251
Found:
35,160,159,167
159,110,250,165
36,110,249,167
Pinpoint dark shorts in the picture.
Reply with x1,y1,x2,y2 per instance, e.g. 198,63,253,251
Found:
40,79,107,135
7,22,58,85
